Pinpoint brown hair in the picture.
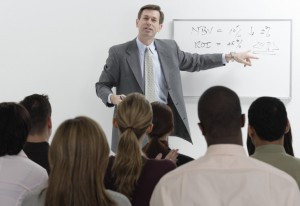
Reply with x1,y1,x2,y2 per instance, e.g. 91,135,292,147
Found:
0,102,30,156
20,94,51,135
45,116,115,206
143,101,173,158
137,4,164,24
112,93,152,199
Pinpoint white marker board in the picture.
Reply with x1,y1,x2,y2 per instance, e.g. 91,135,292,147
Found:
173,19,292,99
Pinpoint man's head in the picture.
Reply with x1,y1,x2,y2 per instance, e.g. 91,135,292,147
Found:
136,4,163,43
0,102,31,156
248,96,288,143
137,4,164,24
198,86,244,146
20,94,52,139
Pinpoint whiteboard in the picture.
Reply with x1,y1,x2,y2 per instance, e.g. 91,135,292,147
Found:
173,19,292,99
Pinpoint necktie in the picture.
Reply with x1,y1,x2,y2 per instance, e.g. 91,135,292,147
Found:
144,47,156,103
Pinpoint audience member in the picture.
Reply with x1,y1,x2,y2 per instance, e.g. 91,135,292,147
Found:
22,116,131,206
150,86,300,206
248,96,300,188
143,101,194,166
105,93,176,206
20,94,52,174
0,102,48,206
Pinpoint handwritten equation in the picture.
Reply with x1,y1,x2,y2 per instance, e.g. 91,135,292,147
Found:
190,25,279,55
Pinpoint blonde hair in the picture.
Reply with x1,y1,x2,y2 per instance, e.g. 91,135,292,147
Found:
45,116,115,206
112,93,152,199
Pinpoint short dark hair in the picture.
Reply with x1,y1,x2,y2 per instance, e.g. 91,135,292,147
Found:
149,101,174,138
198,86,242,136
0,102,31,156
20,94,51,135
138,4,164,24
248,96,287,141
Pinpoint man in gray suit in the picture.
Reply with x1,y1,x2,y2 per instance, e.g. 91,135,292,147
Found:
95,4,257,151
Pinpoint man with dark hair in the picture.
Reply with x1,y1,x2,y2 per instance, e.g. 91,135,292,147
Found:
151,86,300,206
96,4,258,152
248,96,300,188
20,94,52,174
0,102,48,205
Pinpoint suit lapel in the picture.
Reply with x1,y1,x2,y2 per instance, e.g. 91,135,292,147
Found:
155,40,171,88
126,39,144,92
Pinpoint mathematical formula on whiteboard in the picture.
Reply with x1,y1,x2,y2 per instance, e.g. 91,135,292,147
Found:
173,19,292,99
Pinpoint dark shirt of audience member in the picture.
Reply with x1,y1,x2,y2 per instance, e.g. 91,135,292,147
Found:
143,101,194,166
22,116,131,206
0,102,48,206
20,94,52,174
105,93,176,206
248,96,300,188
247,128,294,156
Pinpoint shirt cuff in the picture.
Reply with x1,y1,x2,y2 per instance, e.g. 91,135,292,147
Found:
222,53,227,64
108,94,112,104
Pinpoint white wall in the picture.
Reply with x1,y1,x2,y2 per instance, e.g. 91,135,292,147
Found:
1,0,299,158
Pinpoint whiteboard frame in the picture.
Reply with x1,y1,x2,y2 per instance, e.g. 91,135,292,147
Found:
173,19,293,100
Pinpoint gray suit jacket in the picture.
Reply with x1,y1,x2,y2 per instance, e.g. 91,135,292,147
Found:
96,38,224,151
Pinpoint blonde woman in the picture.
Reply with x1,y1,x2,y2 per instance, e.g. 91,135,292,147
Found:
105,93,176,206
22,116,131,206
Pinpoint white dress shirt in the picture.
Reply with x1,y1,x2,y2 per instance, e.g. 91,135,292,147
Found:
150,144,300,206
0,151,48,206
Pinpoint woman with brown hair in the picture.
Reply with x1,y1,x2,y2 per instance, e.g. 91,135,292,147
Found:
105,93,176,206
22,116,131,206
143,101,194,166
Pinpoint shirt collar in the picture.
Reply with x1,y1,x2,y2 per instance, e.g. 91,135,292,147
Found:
136,37,156,54
205,144,247,157
18,150,28,158
255,144,286,154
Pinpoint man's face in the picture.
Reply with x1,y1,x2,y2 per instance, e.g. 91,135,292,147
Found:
136,9,162,40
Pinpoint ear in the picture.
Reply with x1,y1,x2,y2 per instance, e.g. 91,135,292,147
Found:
285,119,291,134
47,117,52,129
113,118,119,128
241,114,245,127
146,123,153,134
158,24,163,32
198,122,205,136
136,19,139,27
248,125,256,139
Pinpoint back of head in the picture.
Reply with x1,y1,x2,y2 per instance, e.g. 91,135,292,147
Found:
198,86,242,145
46,116,113,206
113,93,153,199
149,101,173,139
20,94,51,136
143,101,173,158
0,102,30,156
115,93,152,140
248,97,287,141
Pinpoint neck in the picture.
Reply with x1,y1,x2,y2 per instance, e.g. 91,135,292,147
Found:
255,137,284,147
138,36,154,46
206,134,243,147
26,133,49,143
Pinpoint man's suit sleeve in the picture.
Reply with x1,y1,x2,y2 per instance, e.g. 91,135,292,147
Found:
95,46,120,107
173,40,224,72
